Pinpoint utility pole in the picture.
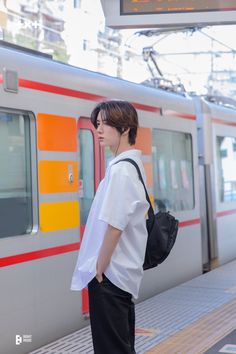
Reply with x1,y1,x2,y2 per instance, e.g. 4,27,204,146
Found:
36,0,44,51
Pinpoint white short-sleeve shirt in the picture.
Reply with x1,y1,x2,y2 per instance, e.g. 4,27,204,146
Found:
71,149,149,299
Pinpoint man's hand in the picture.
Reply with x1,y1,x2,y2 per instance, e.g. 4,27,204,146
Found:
96,273,103,283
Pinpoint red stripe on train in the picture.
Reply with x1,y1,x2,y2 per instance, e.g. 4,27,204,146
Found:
179,218,200,227
132,102,160,113
1,219,201,267
216,209,236,218
19,79,161,113
0,242,80,268
19,79,106,102
212,118,236,127
0,76,196,118
162,109,196,120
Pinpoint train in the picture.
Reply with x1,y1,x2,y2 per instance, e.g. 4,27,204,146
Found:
1,41,236,354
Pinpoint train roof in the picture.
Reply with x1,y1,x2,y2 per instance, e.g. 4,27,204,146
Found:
1,40,235,114
0,40,195,111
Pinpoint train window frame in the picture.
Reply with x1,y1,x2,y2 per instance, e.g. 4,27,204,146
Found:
77,116,104,228
216,135,236,203
152,128,195,212
77,128,95,225
0,107,38,238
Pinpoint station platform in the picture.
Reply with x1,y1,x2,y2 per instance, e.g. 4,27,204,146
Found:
29,259,236,354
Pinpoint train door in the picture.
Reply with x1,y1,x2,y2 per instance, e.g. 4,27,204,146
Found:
212,114,236,265
195,98,218,272
77,117,105,316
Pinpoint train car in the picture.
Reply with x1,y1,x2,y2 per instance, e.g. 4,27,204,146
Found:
196,97,236,268
0,42,235,354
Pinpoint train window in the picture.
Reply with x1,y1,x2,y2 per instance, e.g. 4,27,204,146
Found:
78,129,95,224
152,129,194,212
0,110,34,238
217,136,236,202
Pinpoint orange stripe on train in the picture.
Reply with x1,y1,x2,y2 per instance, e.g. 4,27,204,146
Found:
39,160,78,194
135,127,152,155
37,113,77,152
40,201,80,232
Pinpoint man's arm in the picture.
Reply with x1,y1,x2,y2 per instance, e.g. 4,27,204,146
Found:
96,224,122,282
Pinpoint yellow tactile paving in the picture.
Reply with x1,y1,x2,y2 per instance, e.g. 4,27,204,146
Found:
146,298,236,354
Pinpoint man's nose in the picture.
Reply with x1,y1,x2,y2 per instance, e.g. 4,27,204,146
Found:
97,124,103,133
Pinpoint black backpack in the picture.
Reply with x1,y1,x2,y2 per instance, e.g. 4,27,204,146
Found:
115,158,179,270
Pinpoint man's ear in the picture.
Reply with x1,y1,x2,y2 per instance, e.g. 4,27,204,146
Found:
121,127,130,135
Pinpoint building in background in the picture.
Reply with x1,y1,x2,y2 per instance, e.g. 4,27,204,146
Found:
62,0,147,81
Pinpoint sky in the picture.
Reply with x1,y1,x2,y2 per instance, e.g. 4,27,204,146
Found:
119,24,236,96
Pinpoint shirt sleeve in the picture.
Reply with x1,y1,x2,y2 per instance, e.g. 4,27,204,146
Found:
98,166,141,231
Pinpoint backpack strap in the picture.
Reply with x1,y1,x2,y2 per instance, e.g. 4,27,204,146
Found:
114,158,155,219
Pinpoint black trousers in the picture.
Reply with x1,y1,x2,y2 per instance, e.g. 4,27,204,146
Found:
88,275,136,354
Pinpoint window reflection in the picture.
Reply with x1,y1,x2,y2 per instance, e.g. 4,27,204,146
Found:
152,129,194,212
0,111,32,237
217,136,236,202
78,129,95,224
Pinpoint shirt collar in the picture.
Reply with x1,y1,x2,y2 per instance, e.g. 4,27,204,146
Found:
108,149,142,167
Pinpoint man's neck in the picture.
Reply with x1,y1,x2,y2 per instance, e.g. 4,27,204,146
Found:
115,143,133,156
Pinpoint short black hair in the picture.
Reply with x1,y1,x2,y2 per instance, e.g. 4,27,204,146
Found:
91,100,139,145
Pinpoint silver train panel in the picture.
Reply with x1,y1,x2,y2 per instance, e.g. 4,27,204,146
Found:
210,104,236,265
1,44,236,353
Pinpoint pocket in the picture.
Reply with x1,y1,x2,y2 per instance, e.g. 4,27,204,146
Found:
95,273,105,284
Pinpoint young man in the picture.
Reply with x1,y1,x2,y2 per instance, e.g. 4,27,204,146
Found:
71,100,149,354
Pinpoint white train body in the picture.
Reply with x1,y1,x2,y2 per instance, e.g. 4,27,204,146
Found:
0,43,236,354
